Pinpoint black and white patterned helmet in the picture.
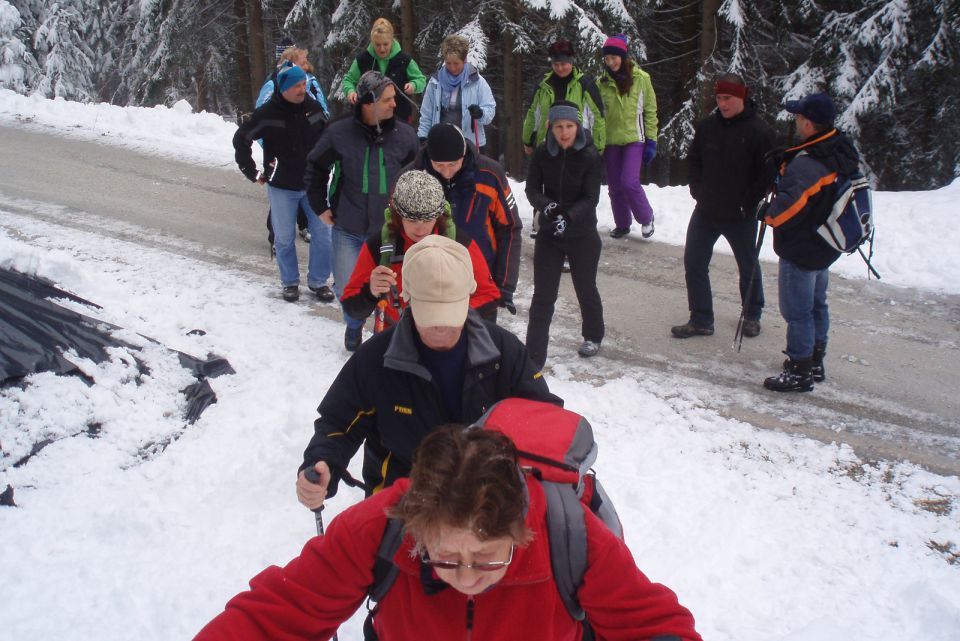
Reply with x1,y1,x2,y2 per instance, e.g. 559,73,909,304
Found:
392,170,446,221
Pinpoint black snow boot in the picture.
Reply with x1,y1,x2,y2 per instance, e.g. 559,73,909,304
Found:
811,342,827,383
764,356,814,392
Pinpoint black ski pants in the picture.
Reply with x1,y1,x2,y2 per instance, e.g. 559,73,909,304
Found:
683,209,764,327
525,229,604,368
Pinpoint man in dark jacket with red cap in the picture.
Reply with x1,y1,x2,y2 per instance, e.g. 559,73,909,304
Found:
672,73,775,339
762,92,861,392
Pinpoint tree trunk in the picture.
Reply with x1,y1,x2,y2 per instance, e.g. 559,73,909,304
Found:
195,65,209,113
247,0,267,93
699,0,722,116
399,0,415,57
501,0,524,178
233,0,253,114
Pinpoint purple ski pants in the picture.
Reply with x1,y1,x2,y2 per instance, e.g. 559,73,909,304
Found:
604,142,653,228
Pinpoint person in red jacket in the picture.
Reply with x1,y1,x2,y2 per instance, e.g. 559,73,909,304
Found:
341,169,501,329
194,426,702,641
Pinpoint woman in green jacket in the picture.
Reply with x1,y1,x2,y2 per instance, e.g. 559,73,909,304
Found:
597,34,658,239
342,18,426,123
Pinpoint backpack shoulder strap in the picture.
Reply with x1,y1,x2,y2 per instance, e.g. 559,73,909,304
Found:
369,517,404,602
542,480,588,622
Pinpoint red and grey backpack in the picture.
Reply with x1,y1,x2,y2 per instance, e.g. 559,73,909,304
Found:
362,398,623,639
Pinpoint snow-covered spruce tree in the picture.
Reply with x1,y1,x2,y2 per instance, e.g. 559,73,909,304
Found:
779,0,959,189
0,0,36,92
116,0,239,112
27,0,96,100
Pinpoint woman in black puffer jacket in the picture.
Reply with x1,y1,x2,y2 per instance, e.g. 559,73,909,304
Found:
524,101,605,367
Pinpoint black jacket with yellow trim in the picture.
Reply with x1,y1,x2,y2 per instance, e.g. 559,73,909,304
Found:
300,309,561,497
764,128,861,270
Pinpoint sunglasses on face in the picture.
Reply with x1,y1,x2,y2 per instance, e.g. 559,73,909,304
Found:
420,545,515,572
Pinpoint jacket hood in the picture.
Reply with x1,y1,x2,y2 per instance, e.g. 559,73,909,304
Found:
367,39,402,60
546,120,588,156
788,128,860,176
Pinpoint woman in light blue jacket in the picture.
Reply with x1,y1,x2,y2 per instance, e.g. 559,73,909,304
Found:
418,34,496,149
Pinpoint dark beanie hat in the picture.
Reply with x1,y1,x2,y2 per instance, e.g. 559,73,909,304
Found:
601,34,628,58
356,70,394,105
784,92,837,126
427,123,467,162
548,39,575,63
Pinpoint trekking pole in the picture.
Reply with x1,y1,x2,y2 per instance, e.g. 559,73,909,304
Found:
302,468,327,536
733,219,768,353
472,117,480,149
303,467,338,641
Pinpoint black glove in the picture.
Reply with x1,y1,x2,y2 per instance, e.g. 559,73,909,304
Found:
499,295,517,315
468,104,484,121
542,202,568,238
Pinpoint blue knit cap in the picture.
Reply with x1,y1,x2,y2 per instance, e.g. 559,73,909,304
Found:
277,64,307,93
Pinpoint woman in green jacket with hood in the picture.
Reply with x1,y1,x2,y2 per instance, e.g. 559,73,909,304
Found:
343,18,427,122
597,34,658,240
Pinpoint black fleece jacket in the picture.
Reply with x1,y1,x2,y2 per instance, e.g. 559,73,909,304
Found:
233,93,326,190
300,310,562,497
688,101,776,222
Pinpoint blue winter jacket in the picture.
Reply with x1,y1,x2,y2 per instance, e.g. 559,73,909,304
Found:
417,63,496,146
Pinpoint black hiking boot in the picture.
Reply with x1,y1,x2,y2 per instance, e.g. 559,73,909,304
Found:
811,342,827,383
671,322,714,338
742,319,761,338
282,285,300,302
764,357,814,392
609,227,631,239
310,285,336,303
344,326,363,352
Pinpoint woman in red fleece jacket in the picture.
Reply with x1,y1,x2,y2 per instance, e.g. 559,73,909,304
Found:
341,169,501,330
193,426,701,641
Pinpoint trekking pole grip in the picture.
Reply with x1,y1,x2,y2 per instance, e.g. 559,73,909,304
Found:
303,467,326,518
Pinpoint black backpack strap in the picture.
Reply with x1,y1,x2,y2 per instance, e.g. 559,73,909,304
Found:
542,481,588,622
578,75,605,116
363,518,405,641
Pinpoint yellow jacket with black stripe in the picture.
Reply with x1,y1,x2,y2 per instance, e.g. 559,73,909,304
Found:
764,128,862,270
300,310,561,497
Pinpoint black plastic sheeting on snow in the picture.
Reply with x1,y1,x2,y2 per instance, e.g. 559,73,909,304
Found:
0,266,234,420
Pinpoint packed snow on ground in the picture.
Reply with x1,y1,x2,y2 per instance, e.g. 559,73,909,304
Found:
1,93,959,641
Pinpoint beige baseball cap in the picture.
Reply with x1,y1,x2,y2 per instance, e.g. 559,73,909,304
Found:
401,235,476,327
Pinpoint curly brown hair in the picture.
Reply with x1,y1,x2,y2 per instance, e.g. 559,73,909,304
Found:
388,425,532,550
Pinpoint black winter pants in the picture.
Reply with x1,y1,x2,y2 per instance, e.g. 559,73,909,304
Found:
525,230,604,368
683,209,764,327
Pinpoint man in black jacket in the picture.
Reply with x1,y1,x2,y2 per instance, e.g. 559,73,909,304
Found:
761,92,859,392
672,74,775,339
233,64,330,303
295,235,561,510
305,71,419,351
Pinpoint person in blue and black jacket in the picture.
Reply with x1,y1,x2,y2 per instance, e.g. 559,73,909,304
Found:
762,92,861,393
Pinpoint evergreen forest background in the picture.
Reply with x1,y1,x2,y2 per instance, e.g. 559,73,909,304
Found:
1,0,957,189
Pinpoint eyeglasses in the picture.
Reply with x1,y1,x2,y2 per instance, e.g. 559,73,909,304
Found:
421,545,514,572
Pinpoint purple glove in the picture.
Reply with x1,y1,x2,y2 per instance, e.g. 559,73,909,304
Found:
642,139,657,165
